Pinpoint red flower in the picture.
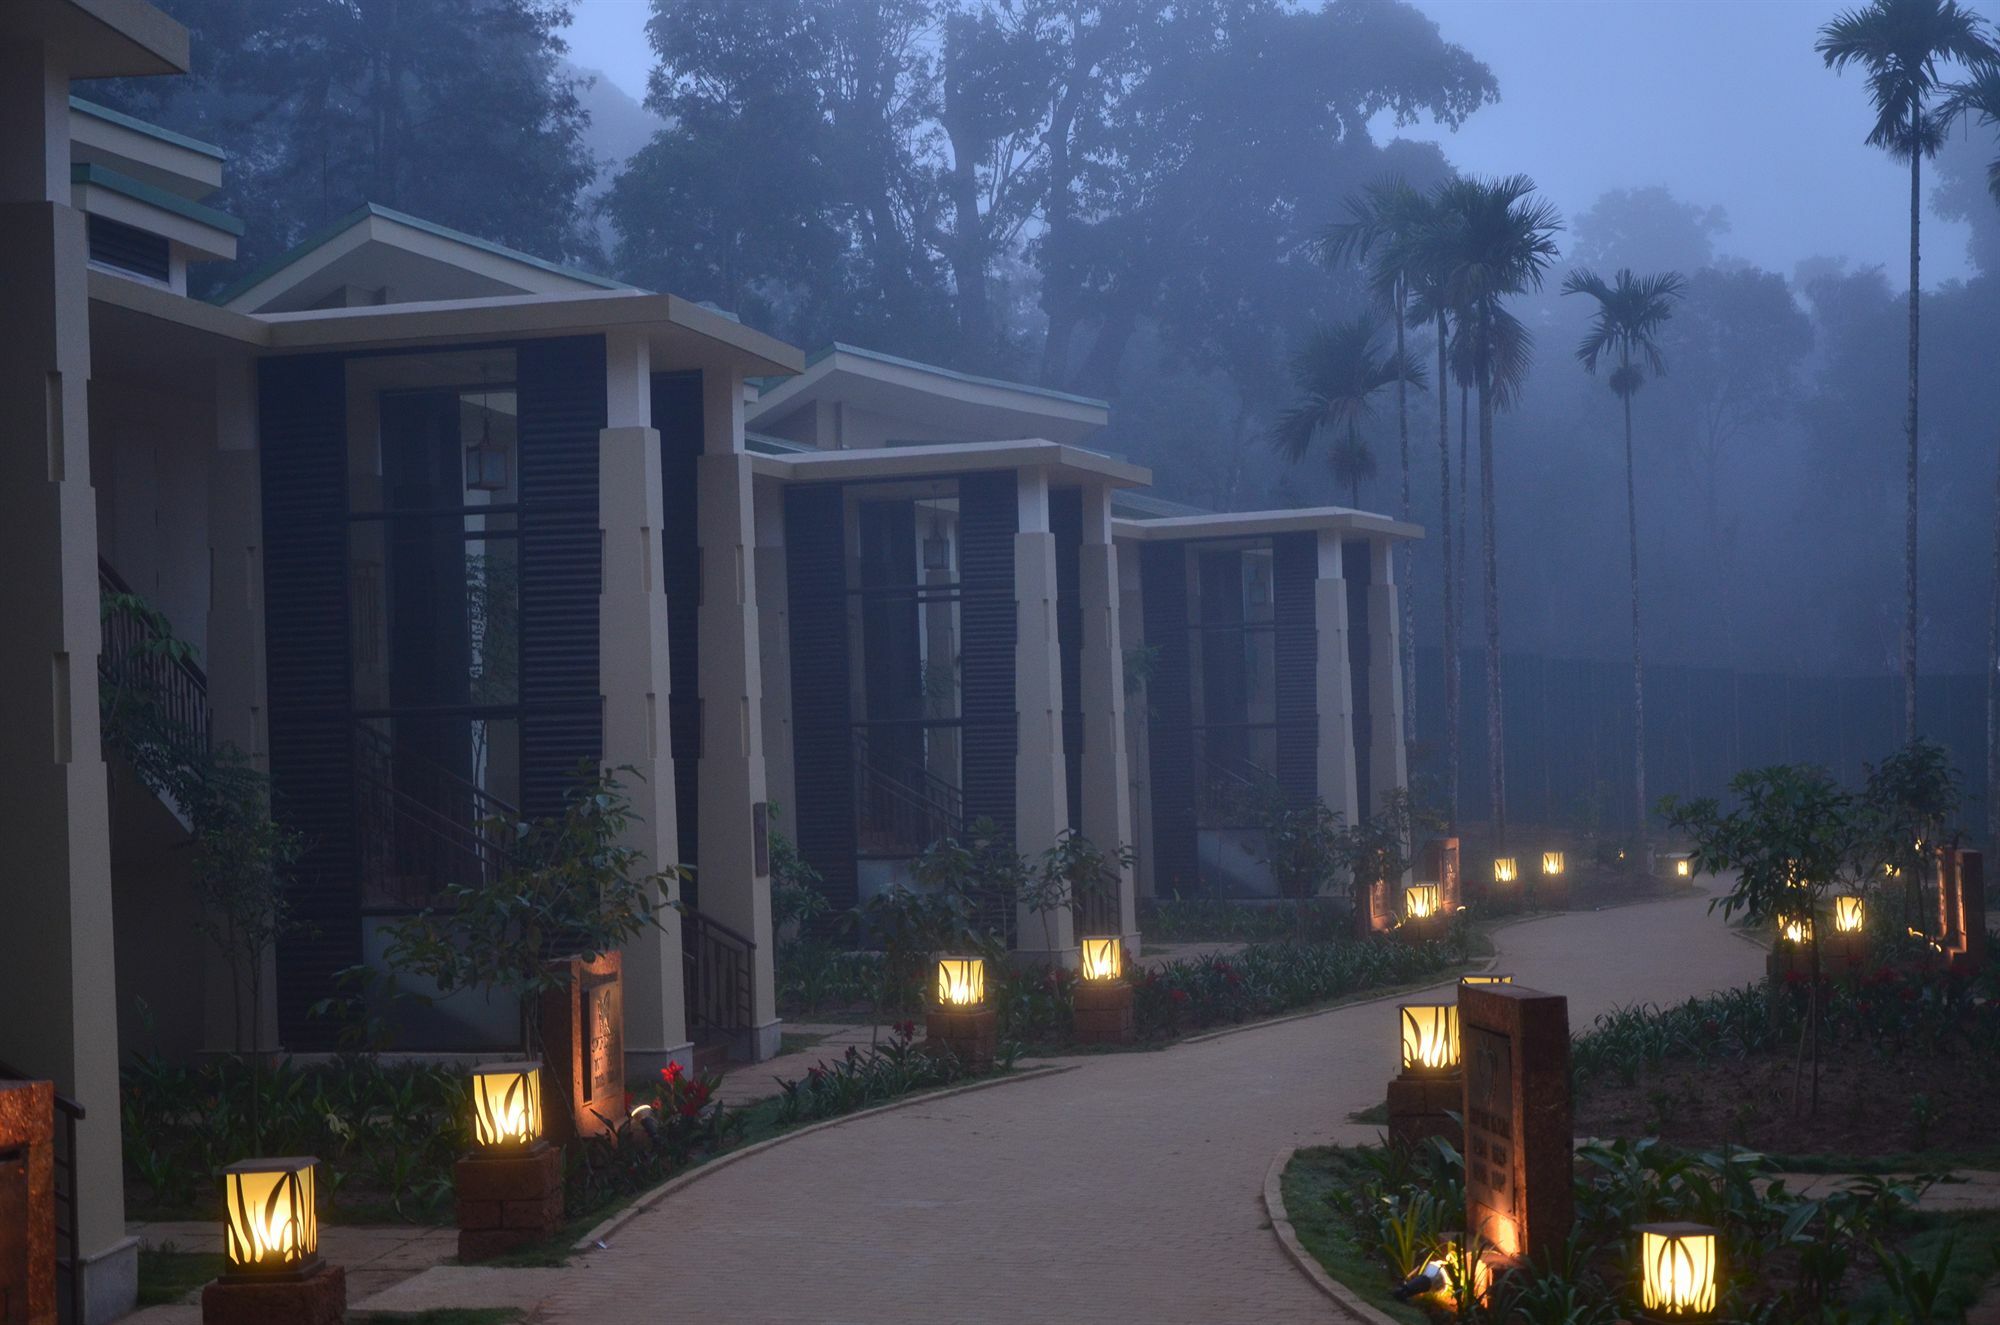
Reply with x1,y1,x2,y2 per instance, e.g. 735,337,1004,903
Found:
662,1061,685,1083
679,1100,701,1118
1170,989,1190,1006
895,1020,916,1041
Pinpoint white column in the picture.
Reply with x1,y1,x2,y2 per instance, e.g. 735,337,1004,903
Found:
1077,487,1138,949
0,42,136,1314
1013,468,1074,963
202,350,278,1055
1315,530,1359,829
696,366,781,1060
1366,536,1409,815
600,331,690,1076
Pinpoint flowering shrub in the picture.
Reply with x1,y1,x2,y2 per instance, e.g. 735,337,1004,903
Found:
569,1060,744,1212
772,1022,978,1126
1132,939,1457,1038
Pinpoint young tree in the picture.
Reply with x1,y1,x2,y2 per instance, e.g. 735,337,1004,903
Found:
1421,176,1563,841
1272,314,1425,508
1817,0,1998,740
1562,267,1686,845
1320,177,1434,754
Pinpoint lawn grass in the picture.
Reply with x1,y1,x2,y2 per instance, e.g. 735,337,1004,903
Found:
135,1249,226,1306
777,1030,828,1056
1848,1211,2000,1320
1279,1146,1428,1325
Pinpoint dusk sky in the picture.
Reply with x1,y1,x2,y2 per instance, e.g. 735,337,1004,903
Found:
562,0,1995,287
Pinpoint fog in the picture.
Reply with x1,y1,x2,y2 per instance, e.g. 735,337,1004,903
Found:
91,0,2000,825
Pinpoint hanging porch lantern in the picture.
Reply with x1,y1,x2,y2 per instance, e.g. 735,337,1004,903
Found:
922,517,950,571
469,1062,544,1150
1637,1222,1718,1319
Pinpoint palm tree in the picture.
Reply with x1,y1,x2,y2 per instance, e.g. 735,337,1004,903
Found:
1562,267,1686,847
1273,314,1425,509
1419,175,1562,842
1818,0,1997,740
1319,179,1432,753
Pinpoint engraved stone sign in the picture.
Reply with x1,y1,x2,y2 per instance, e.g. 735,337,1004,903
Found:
1940,848,1987,974
539,951,624,1145
1459,983,1571,1268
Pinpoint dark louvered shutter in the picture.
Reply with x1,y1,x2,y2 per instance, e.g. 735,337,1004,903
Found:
87,214,169,282
260,353,354,1046
1141,541,1198,893
653,372,703,891
1344,539,1372,818
1273,532,1319,807
1050,488,1084,835
957,472,1018,939
785,484,855,918
517,337,605,821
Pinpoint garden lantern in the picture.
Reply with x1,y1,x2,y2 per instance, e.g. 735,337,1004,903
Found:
1398,1003,1460,1074
1637,1222,1718,1319
1079,936,1122,982
1073,937,1134,1044
1460,973,1513,985
1493,857,1518,884
222,1157,320,1276
1834,896,1865,934
1778,914,1812,945
1404,883,1441,921
935,955,985,1008
469,1062,543,1149
1541,851,1565,878
929,956,999,1066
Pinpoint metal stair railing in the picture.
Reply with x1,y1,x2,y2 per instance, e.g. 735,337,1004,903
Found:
352,723,518,896
99,558,209,764
680,909,756,1044
852,727,964,856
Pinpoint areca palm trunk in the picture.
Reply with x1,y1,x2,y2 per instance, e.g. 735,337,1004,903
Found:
1903,101,1922,740
1395,290,1415,755
1621,359,1646,847
1988,452,1999,840
1438,316,1458,829
1478,305,1507,839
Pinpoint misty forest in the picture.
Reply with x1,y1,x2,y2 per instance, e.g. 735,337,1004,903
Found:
89,0,2000,839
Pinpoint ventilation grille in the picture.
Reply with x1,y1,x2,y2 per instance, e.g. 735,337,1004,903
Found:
87,214,169,282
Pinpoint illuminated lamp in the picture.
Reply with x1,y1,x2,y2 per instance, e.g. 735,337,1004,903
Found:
1778,914,1812,945
1079,936,1122,981
222,1158,319,1277
1404,884,1442,921
1541,851,1565,877
1834,896,1865,934
1637,1222,1718,1319
1398,1003,1460,1074
1493,857,1518,885
469,1062,542,1149
935,955,986,1008
1073,938,1135,1044
1460,973,1514,985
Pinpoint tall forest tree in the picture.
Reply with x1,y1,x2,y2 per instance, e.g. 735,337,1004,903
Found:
1817,0,1997,740
1420,175,1561,841
82,0,599,292
1562,267,1685,841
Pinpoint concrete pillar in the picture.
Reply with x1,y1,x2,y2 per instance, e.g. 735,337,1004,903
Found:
1366,536,1409,816
752,477,796,830
202,350,278,1056
0,41,138,1318
1014,468,1074,964
1076,488,1138,950
1315,531,1359,829
1117,541,1154,899
696,366,781,1061
600,332,690,1076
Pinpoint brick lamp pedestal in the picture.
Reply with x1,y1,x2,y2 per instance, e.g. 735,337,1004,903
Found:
454,1144,564,1262
925,1006,998,1071
1073,981,1135,1045
200,1264,346,1325
1766,945,1812,982
1386,1071,1462,1150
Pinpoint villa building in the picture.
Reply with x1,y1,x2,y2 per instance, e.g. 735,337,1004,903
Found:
0,3,1413,1319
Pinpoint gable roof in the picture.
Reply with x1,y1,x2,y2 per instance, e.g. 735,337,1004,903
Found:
747,341,1110,447
212,202,632,312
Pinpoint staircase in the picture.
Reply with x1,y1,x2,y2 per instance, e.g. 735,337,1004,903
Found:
352,722,516,905
853,727,963,857
681,908,756,1066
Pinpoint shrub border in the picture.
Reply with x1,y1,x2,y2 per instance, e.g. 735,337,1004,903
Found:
1263,1145,1401,1325
570,1063,1077,1252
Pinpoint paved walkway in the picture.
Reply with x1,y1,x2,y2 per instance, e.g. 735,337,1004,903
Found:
521,883,1764,1323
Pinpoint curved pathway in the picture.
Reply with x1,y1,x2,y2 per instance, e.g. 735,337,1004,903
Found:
536,886,1760,1323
